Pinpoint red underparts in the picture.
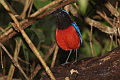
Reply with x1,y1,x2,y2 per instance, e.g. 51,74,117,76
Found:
56,25,80,51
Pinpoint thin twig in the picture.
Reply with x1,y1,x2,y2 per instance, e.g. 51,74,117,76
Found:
44,42,57,61
29,64,41,79
118,39,120,45
96,10,114,27
29,42,57,79
51,45,59,68
30,0,63,18
27,0,33,17
5,1,18,15
85,17,116,34
90,21,94,57
0,47,4,74
18,57,31,65
20,0,33,19
0,47,6,80
0,43,29,80
104,2,119,17
7,39,22,80
109,35,113,51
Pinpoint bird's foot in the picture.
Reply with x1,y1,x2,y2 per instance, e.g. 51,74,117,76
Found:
61,61,70,66
72,60,77,65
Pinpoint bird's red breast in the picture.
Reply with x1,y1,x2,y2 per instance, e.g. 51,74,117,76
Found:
56,25,80,51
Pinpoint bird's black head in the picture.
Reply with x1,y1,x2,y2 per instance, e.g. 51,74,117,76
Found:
52,9,73,30
52,9,68,15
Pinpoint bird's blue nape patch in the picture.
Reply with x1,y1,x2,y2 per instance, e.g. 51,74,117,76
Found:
72,22,82,44
61,9,69,14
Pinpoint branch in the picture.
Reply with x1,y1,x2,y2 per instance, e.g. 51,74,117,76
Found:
0,0,75,43
104,2,119,17
96,10,114,27
84,17,116,34
41,46,120,80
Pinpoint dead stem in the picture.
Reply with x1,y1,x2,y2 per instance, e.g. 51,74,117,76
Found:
0,43,29,80
85,17,115,34
104,2,119,17
90,21,95,57
51,45,59,68
44,42,57,61
29,64,41,79
7,39,22,80
29,42,57,79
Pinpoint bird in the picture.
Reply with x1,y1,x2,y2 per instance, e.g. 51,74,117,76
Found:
52,9,82,64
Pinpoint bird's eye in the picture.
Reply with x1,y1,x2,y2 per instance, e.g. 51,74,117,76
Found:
59,12,62,13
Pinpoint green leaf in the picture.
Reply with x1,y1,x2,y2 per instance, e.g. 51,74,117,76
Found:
33,28,45,43
78,0,88,14
93,43,102,56
14,37,21,42
34,0,52,9
21,40,29,75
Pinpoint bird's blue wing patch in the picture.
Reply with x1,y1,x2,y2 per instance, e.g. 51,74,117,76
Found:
72,22,82,44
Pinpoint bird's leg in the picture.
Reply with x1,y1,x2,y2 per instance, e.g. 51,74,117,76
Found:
61,50,72,65
75,49,78,62
65,50,72,63
71,49,78,65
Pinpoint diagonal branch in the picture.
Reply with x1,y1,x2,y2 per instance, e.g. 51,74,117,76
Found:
104,2,119,17
0,0,75,43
